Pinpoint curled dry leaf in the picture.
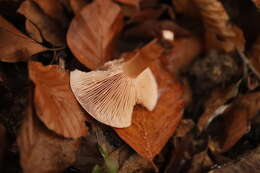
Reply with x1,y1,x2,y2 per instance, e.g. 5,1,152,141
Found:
249,36,260,79
161,36,202,75
188,151,213,173
208,92,260,153
115,60,184,160
17,96,80,173
209,146,260,173
198,83,239,131
25,19,43,43
192,0,245,52
18,0,65,46
119,154,154,173
0,16,47,62
69,0,88,14
29,61,88,138
67,0,123,69
32,0,69,28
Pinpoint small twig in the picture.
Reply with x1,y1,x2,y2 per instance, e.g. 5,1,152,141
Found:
237,50,260,80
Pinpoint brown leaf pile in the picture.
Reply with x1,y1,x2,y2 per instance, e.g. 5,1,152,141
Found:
0,0,260,172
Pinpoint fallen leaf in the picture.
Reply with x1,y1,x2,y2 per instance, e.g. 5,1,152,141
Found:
0,123,6,170
192,0,245,52
17,94,80,173
165,136,194,173
249,36,260,79
119,154,154,173
29,61,88,138
32,0,69,28
209,145,260,173
67,0,124,69
198,83,239,131
161,36,202,75
175,119,195,138
188,151,213,173
18,0,65,46
0,16,47,62
252,0,260,7
25,19,43,43
208,92,260,152
115,60,184,160
114,0,140,8
69,0,88,14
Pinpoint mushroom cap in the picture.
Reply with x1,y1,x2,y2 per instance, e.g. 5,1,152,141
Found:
70,60,158,128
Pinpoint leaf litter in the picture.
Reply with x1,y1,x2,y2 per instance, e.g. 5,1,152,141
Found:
0,0,260,173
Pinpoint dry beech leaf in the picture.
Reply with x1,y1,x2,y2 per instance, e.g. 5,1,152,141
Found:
188,151,213,173
29,61,88,138
192,0,245,52
119,154,154,173
198,83,239,131
115,60,184,160
17,96,80,173
69,0,88,14
249,36,260,79
32,0,68,28
209,146,260,173
209,92,260,152
25,19,43,43
161,36,202,75
0,16,47,62
18,0,65,46
114,0,140,8
67,0,124,69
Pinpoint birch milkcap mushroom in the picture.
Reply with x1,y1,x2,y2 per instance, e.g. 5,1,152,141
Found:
70,31,174,128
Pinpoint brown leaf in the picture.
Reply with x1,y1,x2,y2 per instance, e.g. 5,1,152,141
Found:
209,146,260,173
175,119,195,138
17,95,80,173
32,0,69,28
198,83,239,131
18,0,65,46
69,0,88,14
0,16,47,62
161,36,202,75
119,154,154,173
208,92,260,152
114,0,140,8
249,36,260,79
192,0,245,52
29,61,88,138
67,0,124,69
25,19,43,43
188,151,213,173
115,60,184,160
252,0,260,7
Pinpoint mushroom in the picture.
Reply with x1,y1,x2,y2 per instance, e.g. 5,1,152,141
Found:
70,31,174,128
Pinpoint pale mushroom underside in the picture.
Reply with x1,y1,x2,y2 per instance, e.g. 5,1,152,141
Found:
70,61,158,128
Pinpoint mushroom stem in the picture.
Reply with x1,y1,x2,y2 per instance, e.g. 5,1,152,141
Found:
122,40,164,78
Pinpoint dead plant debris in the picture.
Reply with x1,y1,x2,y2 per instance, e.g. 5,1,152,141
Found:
0,0,259,173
